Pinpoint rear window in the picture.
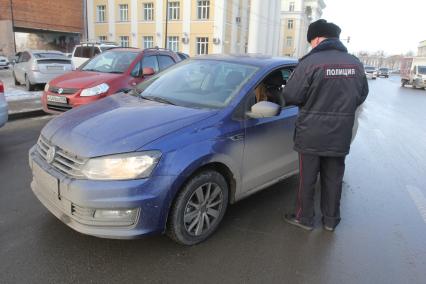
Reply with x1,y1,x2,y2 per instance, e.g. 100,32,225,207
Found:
74,46,97,58
34,53,66,59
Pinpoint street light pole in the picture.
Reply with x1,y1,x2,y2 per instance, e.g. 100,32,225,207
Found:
9,0,17,53
164,0,169,48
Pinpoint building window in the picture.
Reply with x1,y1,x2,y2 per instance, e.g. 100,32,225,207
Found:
143,36,154,49
119,4,129,22
167,36,179,52
168,2,180,20
286,36,293,47
120,36,130,47
196,37,209,55
287,19,294,29
99,36,107,42
197,1,210,20
289,2,295,12
143,3,154,21
96,5,106,22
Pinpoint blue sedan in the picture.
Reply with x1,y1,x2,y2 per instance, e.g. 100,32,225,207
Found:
29,55,299,245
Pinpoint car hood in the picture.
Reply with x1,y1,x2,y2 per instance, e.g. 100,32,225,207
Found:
49,70,122,89
41,93,218,157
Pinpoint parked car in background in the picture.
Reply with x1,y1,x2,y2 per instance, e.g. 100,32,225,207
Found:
0,81,8,128
42,47,181,113
72,41,119,68
378,67,390,78
30,55,363,245
400,56,426,89
0,56,10,69
12,50,73,91
364,66,377,79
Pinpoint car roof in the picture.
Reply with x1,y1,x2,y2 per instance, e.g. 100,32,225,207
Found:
193,54,298,68
29,50,64,54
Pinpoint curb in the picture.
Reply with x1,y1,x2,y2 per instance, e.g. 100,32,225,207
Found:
8,109,48,121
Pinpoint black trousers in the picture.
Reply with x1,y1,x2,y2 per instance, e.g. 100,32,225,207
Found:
294,153,346,228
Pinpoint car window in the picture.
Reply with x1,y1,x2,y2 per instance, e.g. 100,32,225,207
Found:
135,60,259,109
22,52,31,62
142,56,159,72
74,47,82,57
81,50,138,73
157,55,175,70
130,62,141,77
82,47,93,58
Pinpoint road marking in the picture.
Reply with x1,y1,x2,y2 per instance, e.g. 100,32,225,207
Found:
406,185,426,224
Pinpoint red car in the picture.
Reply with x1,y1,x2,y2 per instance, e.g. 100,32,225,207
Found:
42,48,181,113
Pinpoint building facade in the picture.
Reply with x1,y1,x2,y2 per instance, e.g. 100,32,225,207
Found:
88,0,280,56
418,40,426,57
280,0,325,58
0,0,84,58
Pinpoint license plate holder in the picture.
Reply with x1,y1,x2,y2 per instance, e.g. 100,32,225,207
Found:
47,95,67,104
33,163,60,205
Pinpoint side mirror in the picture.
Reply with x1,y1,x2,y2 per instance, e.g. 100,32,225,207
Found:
246,101,281,119
142,67,155,76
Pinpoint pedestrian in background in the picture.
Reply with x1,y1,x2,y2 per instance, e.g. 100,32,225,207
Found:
282,19,369,231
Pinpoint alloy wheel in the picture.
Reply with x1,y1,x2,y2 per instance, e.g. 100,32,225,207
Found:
183,182,223,236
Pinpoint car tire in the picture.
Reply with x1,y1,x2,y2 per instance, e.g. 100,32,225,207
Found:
25,75,35,91
167,170,229,245
13,72,20,86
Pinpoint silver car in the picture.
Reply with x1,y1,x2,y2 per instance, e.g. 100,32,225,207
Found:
0,80,8,128
0,56,10,69
12,50,73,91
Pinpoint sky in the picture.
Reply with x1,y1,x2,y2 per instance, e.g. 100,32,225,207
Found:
322,0,426,55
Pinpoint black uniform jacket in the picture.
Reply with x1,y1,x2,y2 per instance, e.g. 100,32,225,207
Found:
282,38,369,157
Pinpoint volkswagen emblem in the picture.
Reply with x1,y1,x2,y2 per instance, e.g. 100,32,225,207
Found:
58,88,64,94
46,146,56,164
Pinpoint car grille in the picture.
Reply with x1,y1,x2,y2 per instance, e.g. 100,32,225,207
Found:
49,86,79,95
47,103,72,112
37,136,86,178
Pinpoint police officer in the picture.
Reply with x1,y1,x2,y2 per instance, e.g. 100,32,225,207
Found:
282,19,369,231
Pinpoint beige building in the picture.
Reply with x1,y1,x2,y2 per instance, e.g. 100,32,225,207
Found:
280,0,325,58
418,40,426,56
88,0,281,56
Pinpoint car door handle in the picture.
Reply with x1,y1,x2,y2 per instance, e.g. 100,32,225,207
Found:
229,133,245,141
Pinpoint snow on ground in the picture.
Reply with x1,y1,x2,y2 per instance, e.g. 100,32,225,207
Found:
0,69,43,102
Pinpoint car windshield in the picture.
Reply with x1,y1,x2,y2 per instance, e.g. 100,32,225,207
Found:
34,53,66,59
418,66,426,75
379,68,388,71
365,67,375,71
81,50,138,73
134,59,259,109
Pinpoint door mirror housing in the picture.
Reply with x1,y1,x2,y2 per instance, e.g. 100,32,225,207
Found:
246,101,281,119
142,67,155,76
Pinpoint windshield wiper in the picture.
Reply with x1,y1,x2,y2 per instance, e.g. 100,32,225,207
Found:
141,95,176,106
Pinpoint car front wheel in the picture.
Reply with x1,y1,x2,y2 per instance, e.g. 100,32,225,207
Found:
167,170,229,245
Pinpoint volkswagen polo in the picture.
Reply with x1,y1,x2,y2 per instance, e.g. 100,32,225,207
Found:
29,55,358,245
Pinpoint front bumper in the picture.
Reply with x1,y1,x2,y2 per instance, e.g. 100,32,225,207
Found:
42,90,104,114
0,103,8,127
29,146,175,239
366,73,377,79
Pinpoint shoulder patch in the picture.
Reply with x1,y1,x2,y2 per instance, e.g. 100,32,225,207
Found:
324,65,358,79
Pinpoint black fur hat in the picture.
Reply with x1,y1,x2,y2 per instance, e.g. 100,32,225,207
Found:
307,19,341,43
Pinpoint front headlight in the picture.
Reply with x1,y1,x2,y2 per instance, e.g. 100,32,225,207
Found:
81,151,162,180
44,83,50,92
80,83,109,97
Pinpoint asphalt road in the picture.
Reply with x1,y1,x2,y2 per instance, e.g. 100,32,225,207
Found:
1,77,426,284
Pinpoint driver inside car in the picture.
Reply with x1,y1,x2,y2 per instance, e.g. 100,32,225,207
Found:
255,71,286,105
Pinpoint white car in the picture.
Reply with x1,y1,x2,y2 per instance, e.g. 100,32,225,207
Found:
71,42,119,68
0,80,8,128
0,56,9,69
364,66,378,79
